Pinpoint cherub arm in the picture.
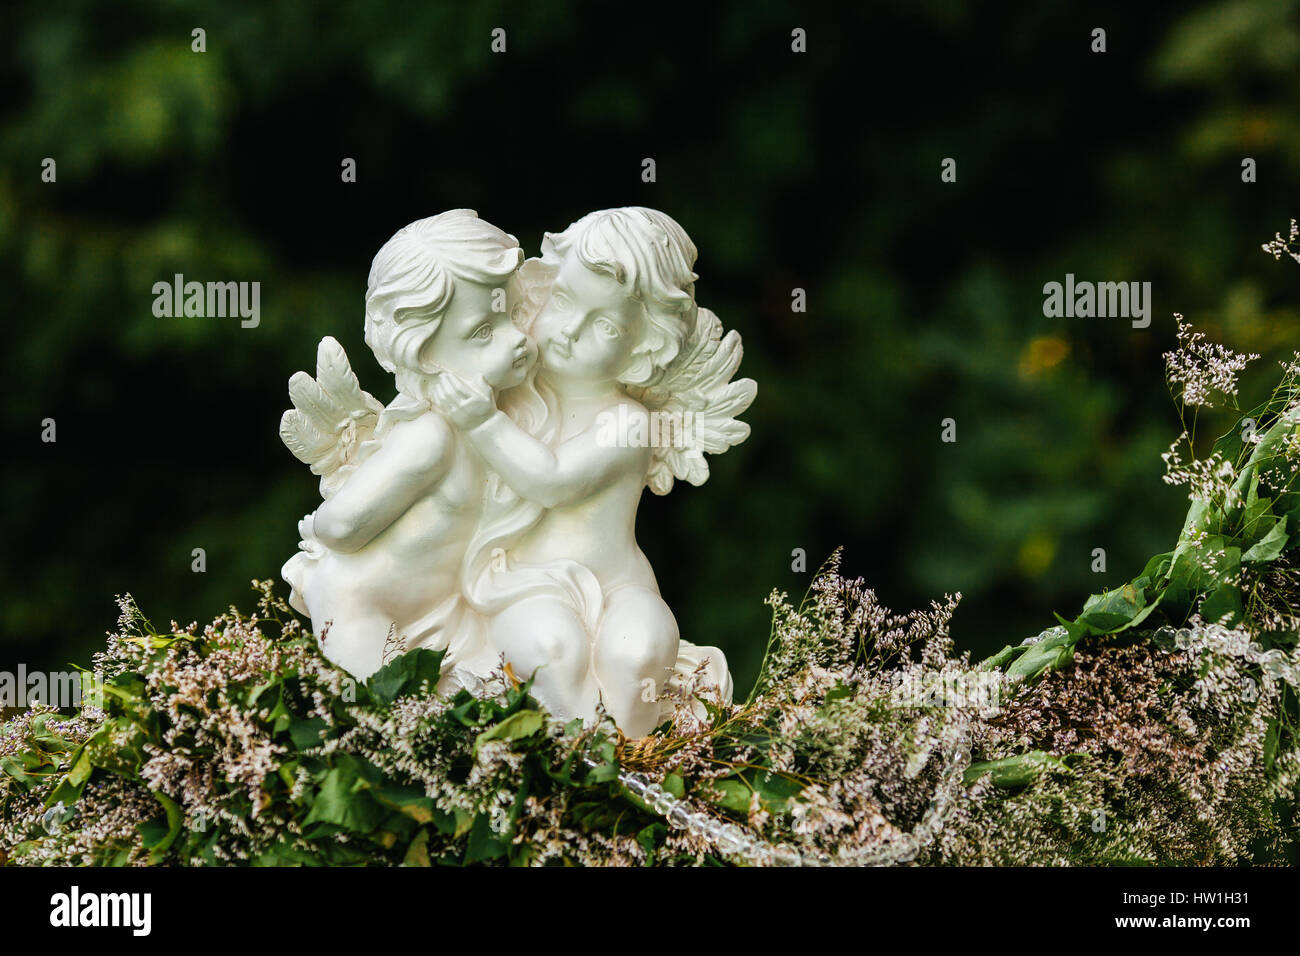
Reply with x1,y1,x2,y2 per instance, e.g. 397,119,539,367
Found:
312,413,453,553
471,410,646,509
431,374,644,509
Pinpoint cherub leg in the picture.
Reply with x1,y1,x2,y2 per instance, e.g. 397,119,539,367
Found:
592,587,680,738
490,596,594,721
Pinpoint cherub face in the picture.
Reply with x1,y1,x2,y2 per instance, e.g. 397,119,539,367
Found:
421,275,535,390
533,251,645,387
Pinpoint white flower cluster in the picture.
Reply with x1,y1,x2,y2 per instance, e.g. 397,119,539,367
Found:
1261,219,1300,265
1161,431,1242,508
1163,314,1259,408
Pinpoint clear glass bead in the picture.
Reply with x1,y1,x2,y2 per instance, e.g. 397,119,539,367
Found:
652,792,676,814
894,836,919,862
687,811,712,834
41,801,67,835
772,844,802,866
1260,650,1289,678
748,844,776,867
716,826,746,855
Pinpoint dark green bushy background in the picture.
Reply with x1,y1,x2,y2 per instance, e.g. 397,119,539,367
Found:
2,0,1299,694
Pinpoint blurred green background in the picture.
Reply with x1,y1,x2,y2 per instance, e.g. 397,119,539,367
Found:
3,0,1299,696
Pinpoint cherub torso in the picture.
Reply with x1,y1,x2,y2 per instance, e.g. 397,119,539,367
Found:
509,397,659,594
310,423,487,623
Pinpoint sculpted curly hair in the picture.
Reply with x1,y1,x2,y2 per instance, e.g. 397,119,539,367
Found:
538,207,699,386
364,209,523,376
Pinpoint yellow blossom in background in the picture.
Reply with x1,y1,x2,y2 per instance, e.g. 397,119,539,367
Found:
1018,336,1070,380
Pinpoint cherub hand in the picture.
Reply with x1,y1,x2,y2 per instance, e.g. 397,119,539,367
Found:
429,371,497,430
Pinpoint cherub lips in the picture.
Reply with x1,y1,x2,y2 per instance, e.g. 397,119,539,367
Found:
546,340,571,359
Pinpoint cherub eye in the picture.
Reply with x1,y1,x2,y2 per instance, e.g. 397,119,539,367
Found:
595,318,620,338
553,291,571,311
471,324,492,341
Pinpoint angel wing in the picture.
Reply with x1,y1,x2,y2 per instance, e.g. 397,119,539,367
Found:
626,307,757,496
279,336,385,498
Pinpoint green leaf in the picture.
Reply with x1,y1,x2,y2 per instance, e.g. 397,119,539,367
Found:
82,717,146,776
464,813,508,863
1,752,53,792
403,829,431,866
1199,584,1243,628
1006,628,1077,679
700,770,803,815
662,772,685,799
139,790,183,862
366,648,446,706
964,751,1074,787
702,778,753,813
979,645,1017,670
451,808,474,840
1264,718,1281,773
635,823,667,865
1243,517,1289,565
824,681,854,703
1164,535,1240,614
1134,550,1174,588
28,713,76,754
47,744,93,806
288,715,329,749
1238,491,1274,541
474,709,544,754
1077,583,1147,632
371,781,436,825
304,765,388,834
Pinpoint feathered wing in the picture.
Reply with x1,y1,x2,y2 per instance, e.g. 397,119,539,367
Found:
278,336,385,498
627,308,757,496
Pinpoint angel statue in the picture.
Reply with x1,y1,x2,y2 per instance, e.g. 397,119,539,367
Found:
280,207,756,737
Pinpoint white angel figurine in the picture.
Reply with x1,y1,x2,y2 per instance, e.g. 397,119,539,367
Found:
430,207,756,736
279,210,535,680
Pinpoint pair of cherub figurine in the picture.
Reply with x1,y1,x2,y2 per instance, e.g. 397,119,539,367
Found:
280,208,755,737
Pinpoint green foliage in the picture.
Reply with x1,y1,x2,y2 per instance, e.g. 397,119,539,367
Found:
1001,379,1300,681
1,545,1297,866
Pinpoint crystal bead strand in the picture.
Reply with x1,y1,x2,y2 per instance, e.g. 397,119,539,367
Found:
1157,624,1300,688
578,752,803,865
581,704,972,867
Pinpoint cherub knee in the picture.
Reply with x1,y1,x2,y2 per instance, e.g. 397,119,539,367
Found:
594,591,679,682
530,628,587,677
493,599,589,684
